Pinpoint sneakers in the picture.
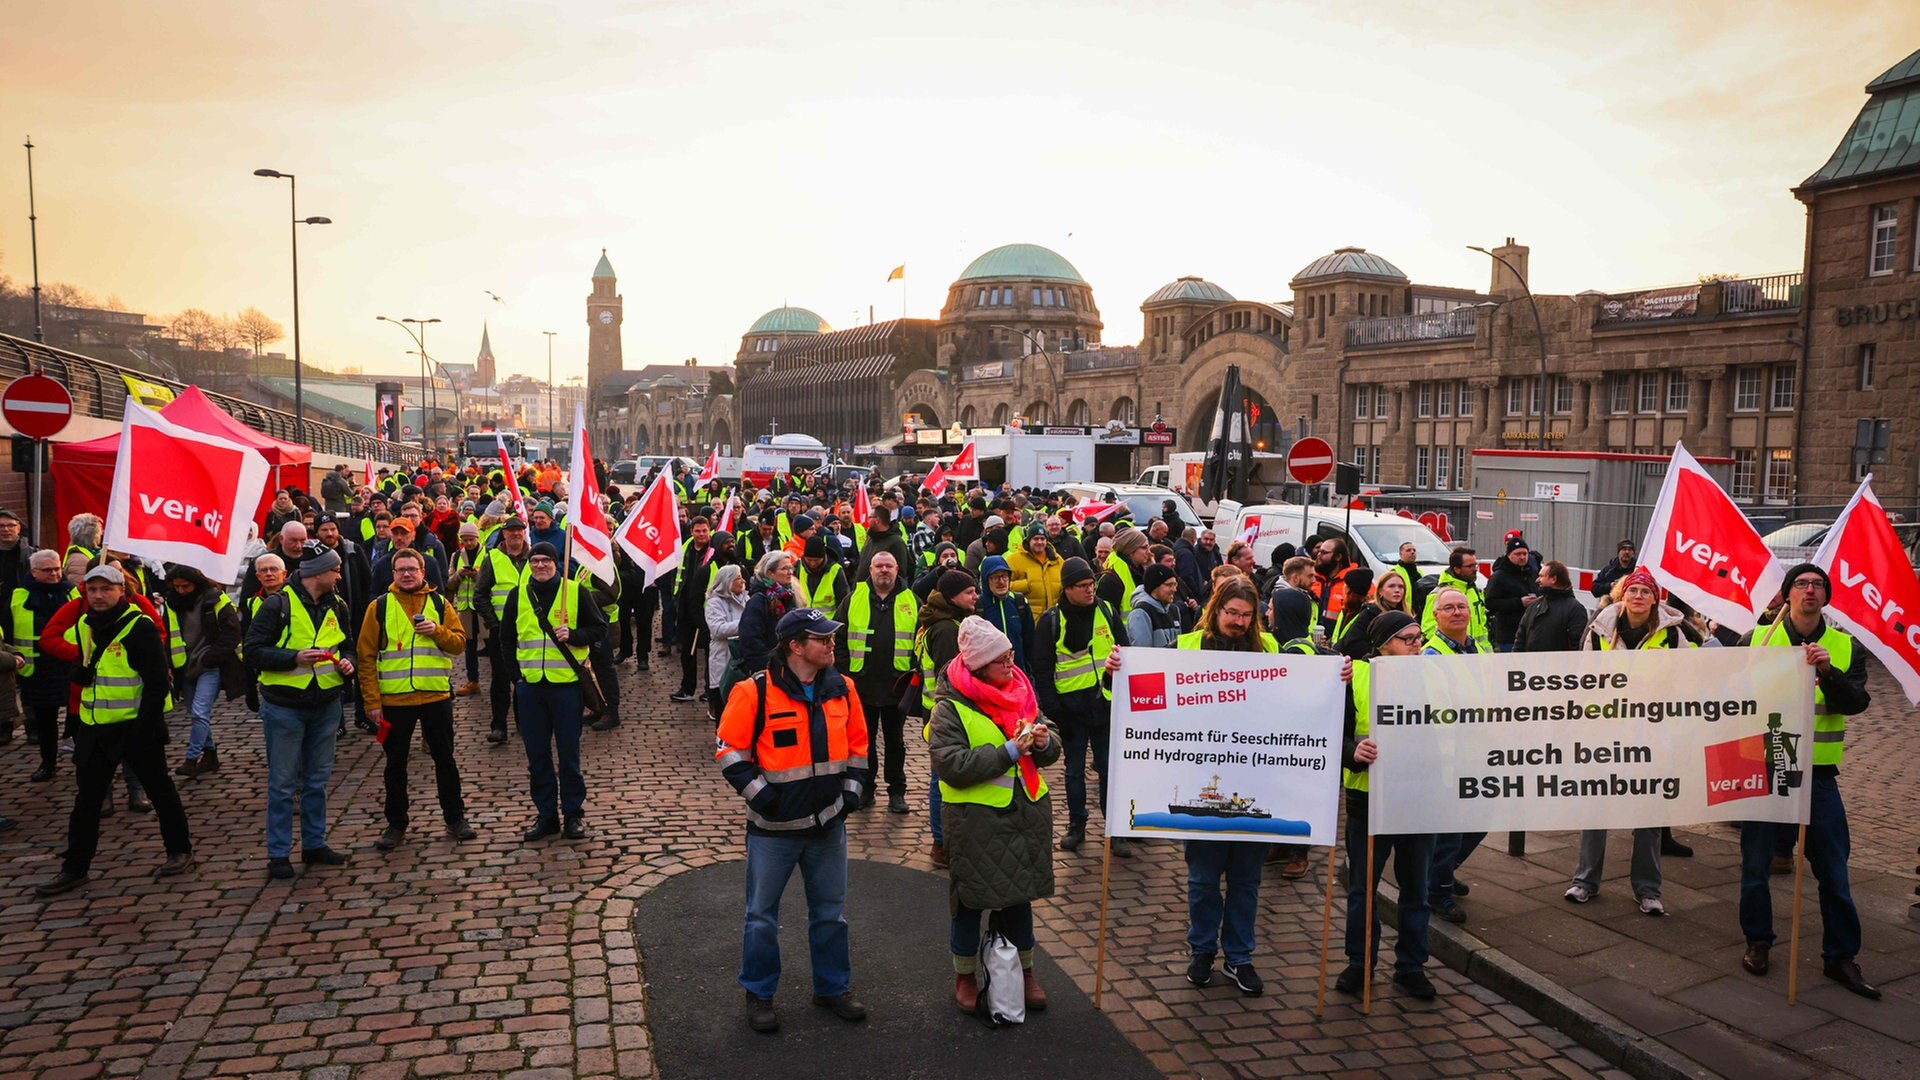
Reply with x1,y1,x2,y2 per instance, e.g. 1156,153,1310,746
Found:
1333,962,1364,995
374,827,406,852
29,765,52,782
811,992,867,1022
1742,940,1771,976
669,691,699,703
33,871,88,897
1110,837,1134,858
1393,969,1437,1001
302,846,350,866
1185,954,1214,986
524,816,562,843
1638,896,1667,917
954,973,980,1013
154,853,196,878
887,794,910,814
1564,884,1594,904
267,858,295,881
1059,825,1085,852
1452,880,1470,897
1223,960,1265,996
745,992,778,1033
1433,897,1467,924
446,819,477,841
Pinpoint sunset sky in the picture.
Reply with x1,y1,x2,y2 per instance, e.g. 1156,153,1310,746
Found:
2,1,1915,383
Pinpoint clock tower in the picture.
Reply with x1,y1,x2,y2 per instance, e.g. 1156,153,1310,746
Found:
587,248,623,389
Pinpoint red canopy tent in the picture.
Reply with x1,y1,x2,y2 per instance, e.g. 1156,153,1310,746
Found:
48,386,314,553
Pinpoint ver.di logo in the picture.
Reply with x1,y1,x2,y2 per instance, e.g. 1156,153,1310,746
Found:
1129,672,1167,711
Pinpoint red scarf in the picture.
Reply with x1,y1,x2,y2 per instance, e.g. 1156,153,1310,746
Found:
945,656,1043,800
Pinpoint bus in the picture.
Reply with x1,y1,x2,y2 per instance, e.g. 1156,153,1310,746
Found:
465,429,523,463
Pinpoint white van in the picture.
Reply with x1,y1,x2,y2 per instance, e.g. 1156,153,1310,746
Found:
1215,501,1452,581
1059,482,1204,532
1137,451,1292,522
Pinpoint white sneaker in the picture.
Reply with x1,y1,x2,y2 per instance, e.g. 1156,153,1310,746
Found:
1564,884,1594,904
1638,896,1667,917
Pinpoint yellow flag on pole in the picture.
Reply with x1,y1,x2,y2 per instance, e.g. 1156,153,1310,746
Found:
886,264,905,282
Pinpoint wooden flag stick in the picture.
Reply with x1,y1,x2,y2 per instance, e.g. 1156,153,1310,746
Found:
1362,833,1376,1015
1094,834,1114,1009
1787,821,1809,1005
1316,842,1338,1017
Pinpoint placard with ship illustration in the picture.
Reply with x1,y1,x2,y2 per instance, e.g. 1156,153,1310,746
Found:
1105,646,1345,845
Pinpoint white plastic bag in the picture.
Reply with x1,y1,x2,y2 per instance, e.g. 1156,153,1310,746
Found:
978,923,1025,1026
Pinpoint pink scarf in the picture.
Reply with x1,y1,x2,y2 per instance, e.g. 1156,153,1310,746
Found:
946,656,1043,799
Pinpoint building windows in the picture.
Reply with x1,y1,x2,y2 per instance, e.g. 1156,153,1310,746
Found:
1870,204,1899,275
1417,383,1433,417
1507,377,1539,417
1454,447,1467,490
1770,364,1797,411
1859,344,1876,391
1374,385,1390,419
1415,446,1430,488
1506,380,1522,417
1732,449,1757,498
1435,446,1451,491
978,288,988,306
1458,383,1474,417
1766,449,1794,501
1552,376,1573,415
1734,366,1762,411
1353,446,1368,482
1637,372,1659,413
1370,448,1383,484
1353,387,1369,420
1530,377,1543,416
1609,374,1630,414
1666,373,1690,414
1437,381,1454,418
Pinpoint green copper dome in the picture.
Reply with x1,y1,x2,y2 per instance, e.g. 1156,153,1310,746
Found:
748,306,830,335
956,243,1085,283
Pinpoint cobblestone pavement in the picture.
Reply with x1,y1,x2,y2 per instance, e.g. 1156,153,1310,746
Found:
1,645,1647,1079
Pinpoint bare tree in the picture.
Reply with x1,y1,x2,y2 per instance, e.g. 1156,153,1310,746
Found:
41,282,95,308
168,308,223,352
211,314,245,353
233,306,285,355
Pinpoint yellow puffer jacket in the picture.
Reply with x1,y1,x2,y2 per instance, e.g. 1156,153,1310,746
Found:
1005,546,1064,615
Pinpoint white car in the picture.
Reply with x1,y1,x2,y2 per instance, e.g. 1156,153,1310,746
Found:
1215,501,1451,583
1058,482,1204,532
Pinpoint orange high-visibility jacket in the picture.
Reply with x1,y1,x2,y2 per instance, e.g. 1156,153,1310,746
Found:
715,665,870,835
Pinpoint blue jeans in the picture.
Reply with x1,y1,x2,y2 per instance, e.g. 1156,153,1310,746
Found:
952,903,1035,959
1063,722,1110,828
184,670,222,759
516,681,585,818
1185,840,1267,965
261,697,341,858
1344,797,1433,973
1495,642,1515,654
740,823,850,999
929,775,943,844
1739,770,1861,962
1428,831,1486,905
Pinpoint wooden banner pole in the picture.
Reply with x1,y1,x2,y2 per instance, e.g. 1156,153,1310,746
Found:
1787,821,1808,1005
1362,833,1376,1015
1315,842,1338,1017
1094,834,1114,1010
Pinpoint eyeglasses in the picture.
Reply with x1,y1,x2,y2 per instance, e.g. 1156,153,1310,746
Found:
1790,580,1828,593
1392,630,1426,645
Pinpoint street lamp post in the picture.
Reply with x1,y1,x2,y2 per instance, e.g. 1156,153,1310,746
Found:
254,169,330,444
543,331,558,452
376,316,440,453
990,324,1059,425
24,137,43,343
1469,245,1551,452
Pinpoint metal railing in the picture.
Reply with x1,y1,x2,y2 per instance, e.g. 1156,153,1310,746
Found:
1345,307,1478,347
1722,272,1803,314
0,333,419,464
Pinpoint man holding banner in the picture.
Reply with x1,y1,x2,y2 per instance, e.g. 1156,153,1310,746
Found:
1424,585,1491,925
1737,562,1878,999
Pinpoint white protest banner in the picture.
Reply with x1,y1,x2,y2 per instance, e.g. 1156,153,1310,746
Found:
1106,646,1345,845
1368,649,1814,834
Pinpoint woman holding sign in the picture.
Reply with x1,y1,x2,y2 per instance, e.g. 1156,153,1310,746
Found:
1337,610,1439,1001
929,616,1059,1016
1565,567,1698,915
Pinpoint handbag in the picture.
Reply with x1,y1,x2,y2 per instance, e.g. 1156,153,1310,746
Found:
977,914,1026,1026
529,591,608,715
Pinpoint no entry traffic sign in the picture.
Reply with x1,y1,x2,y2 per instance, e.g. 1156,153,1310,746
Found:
1286,436,1335,486
2,374,74,440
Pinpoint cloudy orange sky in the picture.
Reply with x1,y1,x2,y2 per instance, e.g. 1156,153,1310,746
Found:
1,1,1915,383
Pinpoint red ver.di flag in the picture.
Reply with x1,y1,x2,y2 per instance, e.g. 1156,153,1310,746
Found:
105,396,270,584
1813,476,1920,703
694,447,719,492
946,439,979,482
566,404,617,585
615,471,683,587
1638,441,1781,632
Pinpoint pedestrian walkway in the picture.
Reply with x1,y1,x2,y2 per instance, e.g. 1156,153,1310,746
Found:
1400,661,1920,1080
0,649,1621,1079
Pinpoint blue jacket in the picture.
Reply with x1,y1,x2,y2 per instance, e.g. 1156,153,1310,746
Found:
977,557,1035,674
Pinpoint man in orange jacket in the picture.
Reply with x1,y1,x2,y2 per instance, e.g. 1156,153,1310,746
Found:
716,607,871,1035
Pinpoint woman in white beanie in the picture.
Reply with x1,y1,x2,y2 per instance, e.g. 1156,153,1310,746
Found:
702,565,748,722
928,615,1059,1017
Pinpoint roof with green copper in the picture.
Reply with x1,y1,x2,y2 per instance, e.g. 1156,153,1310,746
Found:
593,249,616,278
1292,247,1408,284
747,306,830,335
1144,276,1234,306
956,243,1085,283
1803,48,1920,190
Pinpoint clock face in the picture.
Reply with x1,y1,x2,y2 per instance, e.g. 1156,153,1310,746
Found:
598,310,614,326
